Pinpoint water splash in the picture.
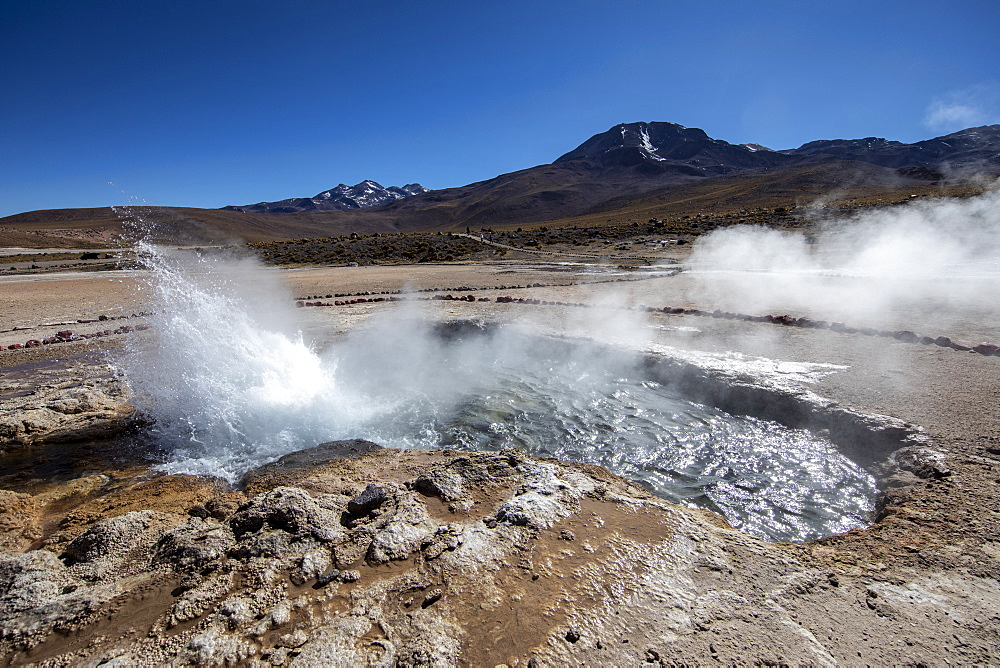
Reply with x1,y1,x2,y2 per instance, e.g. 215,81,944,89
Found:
117,243,361,481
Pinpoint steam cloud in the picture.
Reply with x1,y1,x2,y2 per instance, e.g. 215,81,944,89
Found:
685,186,1000,334
113,238,880,541
923,81,1000,132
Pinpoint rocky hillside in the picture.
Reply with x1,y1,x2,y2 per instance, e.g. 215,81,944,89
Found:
781,125,1000,174
554,121,788,174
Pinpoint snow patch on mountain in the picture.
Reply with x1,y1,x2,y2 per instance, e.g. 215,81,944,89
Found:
639,126,666,161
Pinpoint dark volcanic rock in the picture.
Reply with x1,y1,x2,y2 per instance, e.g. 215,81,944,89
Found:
555,121,789,175
240,439,382,490
347,484,387,516
782,125,1000,173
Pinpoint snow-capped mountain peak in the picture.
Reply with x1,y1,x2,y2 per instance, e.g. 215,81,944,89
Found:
223,181,429,213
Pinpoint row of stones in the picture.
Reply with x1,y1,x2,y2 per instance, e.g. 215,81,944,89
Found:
297,293,1000,357
292,271,676,302
0,322,150,351
660,307,1000,355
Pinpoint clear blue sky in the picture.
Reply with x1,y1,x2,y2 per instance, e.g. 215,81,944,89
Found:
2,0,998,217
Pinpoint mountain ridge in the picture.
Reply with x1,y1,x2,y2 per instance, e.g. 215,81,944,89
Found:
2,122,998,246
555,121,1000,175
217,122,1000,221
223,180,428,213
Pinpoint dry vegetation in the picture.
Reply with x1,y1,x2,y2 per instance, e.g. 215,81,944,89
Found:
0,251,136,276
249,222,703,267
252,232,497,266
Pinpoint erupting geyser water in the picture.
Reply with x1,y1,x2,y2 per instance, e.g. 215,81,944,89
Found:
117,242,877,542
118,244,354,479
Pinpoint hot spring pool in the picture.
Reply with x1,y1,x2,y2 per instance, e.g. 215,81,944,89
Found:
330,333,876,543
116,243,878,544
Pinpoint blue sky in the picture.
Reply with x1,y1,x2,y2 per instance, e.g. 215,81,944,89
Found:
2,0,998,217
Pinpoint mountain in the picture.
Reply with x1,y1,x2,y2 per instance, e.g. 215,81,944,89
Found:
3,123,999,246
553,121,1000,176
554,121,789,174
223,180,428,213
780,125,1000,173
358,122,1000,227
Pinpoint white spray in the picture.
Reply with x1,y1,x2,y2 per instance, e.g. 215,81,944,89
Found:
118,243,364,481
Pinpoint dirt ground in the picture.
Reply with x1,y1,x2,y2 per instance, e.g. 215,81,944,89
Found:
1,259,998,665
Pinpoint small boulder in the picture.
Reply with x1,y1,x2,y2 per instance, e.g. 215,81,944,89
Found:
347,484,387,516
0,550,82,620
315,569,340,587
367,495,438,564
228,487,343,543
154,518,236,571
63,510,179,580
413,469,465,502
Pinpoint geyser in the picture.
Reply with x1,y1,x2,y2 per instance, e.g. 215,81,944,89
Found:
116,243,878,543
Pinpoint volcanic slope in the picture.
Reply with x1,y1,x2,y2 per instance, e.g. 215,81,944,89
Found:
3,122,998,246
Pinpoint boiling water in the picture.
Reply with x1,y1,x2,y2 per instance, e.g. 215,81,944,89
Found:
117,244,877,543
443,374,871,544
332,334,875,543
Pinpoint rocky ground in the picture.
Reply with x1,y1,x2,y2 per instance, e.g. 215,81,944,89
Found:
0,260,998,666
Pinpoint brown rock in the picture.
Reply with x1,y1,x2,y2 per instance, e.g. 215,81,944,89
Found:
0,491,40,552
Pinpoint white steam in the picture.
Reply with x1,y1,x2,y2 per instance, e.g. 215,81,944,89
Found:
923,81,1000,133
686,187,1000,334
